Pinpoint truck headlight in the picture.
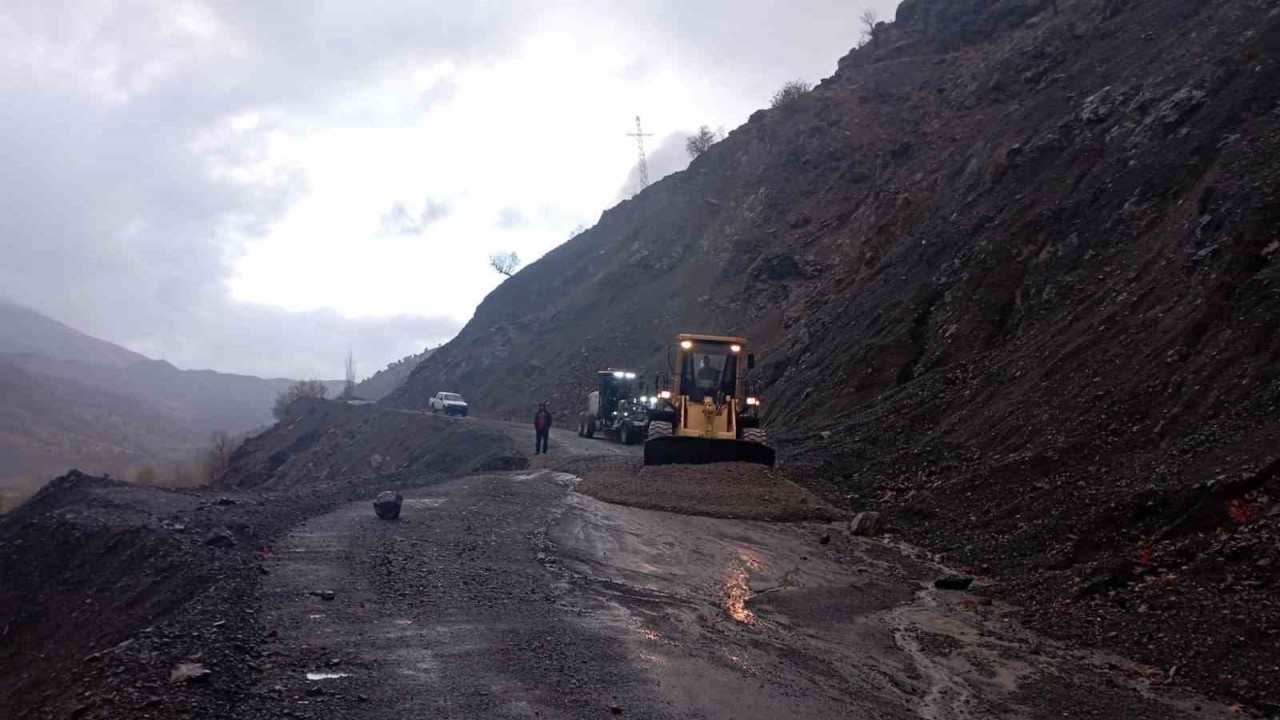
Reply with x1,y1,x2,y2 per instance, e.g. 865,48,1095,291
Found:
659,390,672,400
746,397,759,406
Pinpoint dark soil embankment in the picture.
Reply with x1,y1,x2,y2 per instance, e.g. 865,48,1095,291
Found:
0,400,527,720
557,456,840,522
219,397,525,490
0,472,292,720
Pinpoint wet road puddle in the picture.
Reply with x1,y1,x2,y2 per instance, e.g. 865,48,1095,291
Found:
721,550,764,625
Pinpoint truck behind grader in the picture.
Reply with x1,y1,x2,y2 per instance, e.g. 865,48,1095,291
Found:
576,332,773,466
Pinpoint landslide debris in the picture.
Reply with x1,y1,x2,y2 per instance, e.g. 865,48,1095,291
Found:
219,398,523,490
559,456,840,522
0,402,527,720
385,0,1280,710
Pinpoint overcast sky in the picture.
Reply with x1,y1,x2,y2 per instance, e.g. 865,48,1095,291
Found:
0,0,899,379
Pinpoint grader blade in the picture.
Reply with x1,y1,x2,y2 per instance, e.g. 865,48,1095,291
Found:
643,436,775,467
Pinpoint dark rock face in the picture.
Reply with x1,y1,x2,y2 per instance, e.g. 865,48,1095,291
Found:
373,492,403,520
895,0,1053,48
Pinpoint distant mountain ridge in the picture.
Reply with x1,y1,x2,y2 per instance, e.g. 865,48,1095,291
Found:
0,299,146,368
0,301,339,484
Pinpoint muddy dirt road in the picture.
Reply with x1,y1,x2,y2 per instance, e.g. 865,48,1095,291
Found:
251,466,1236,719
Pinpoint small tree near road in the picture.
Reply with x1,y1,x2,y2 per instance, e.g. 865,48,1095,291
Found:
273,379,329,421
771,80,812,109
206,430,234,480
685,126,721,158
489,251,521,277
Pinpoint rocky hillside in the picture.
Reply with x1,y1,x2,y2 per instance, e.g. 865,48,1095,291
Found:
353,347,437,400
387,0,1280,710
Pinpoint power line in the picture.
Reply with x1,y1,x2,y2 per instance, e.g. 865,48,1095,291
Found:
627,115,652,192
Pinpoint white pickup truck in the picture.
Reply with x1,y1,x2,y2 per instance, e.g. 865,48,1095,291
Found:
429,391,469,417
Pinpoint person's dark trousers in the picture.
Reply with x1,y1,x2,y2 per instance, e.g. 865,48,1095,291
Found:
536,428,549,454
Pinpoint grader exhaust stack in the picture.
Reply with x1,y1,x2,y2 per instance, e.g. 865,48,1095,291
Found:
643,333,775,467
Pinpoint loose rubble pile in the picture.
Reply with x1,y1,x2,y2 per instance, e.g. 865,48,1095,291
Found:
0,407,526,720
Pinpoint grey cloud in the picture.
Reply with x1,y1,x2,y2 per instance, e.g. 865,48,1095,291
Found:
126,302,462,380
496,208,528,230
0,2,530,376
421,199,450,226
381,199,451,236
0,0,899,378
606,0,901,102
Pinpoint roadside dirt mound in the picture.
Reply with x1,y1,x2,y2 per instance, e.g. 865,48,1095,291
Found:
0,405,530,719
0,472,270,719
219,397,525,490
559,456,840,522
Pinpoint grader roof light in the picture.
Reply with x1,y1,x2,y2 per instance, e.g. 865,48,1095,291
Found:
680,340,694,349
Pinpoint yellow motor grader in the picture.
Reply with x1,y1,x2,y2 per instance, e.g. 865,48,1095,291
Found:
643,333,773,466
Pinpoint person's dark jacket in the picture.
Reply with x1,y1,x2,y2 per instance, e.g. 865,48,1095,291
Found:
534,409,552,430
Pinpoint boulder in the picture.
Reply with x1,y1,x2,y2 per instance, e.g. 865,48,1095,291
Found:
373,491,403,520
204,527,236,547
849,511,883,536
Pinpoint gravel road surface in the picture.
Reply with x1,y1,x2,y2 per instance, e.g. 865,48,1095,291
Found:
251,467,1238,719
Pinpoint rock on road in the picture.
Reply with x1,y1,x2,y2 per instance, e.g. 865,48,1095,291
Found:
250,458,1236,718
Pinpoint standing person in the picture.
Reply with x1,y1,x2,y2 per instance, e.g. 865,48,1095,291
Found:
534,402,552,455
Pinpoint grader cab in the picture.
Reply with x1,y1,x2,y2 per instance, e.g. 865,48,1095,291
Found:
643,333,774,466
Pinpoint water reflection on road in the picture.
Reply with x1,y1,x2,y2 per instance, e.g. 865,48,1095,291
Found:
721,550,764,625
